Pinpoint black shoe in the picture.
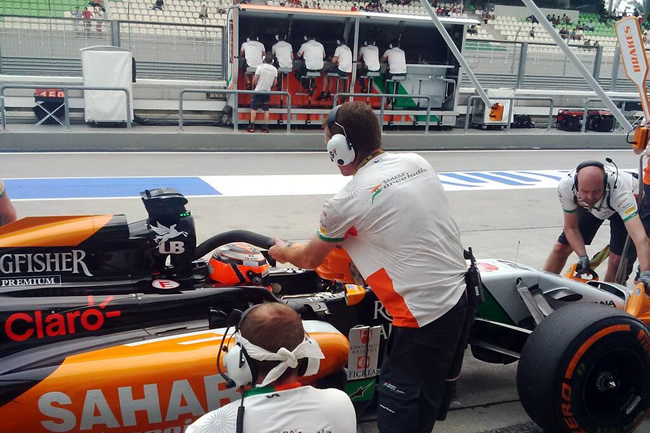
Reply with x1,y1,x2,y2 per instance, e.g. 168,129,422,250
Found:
316,93,327,101
324,92,332,100
247,124,255,132
261,125,269,133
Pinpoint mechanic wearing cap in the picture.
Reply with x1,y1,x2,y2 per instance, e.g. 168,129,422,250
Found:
318,39,352,101
240,35,266,89
543,160,650,284
295,35,326,96
186,303,356,433
269,101,469,433
0,179,16,227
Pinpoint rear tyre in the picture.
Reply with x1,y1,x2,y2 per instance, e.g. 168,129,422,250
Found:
517,303,650,433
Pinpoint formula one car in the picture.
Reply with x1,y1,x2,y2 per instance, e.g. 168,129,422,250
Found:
0,188,649,433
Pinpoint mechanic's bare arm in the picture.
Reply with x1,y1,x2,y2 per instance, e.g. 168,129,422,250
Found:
269,234,337,269
624,215,650,271
273,77,278,90
563,211,587,257
253,74,259,87
0,194,17,227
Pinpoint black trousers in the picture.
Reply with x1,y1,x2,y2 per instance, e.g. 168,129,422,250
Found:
377,292,467,433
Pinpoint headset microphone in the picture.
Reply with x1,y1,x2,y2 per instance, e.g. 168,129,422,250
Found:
605,157,619,189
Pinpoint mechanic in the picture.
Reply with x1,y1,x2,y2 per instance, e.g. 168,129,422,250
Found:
543,160,650,284
269,101,470,433
0,179,16,227
381,41,407,95
357,40,380,93
295,35,326,97
240,35,266,89
186,303,356,433
318,39,352,101
247,54,277,133
635,139,650,287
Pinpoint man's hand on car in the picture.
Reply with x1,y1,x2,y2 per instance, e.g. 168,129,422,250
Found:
576,254,591,274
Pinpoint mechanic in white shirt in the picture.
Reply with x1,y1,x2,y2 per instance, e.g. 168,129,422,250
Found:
0,179,16,227
269,102,471,433
186,303,356,433
240,35,266,89
271,34,293,69
295,35,326,96
247,54,278,134
357,40,380,92
543,160,650,284
382,42,407,96
318,39,352,101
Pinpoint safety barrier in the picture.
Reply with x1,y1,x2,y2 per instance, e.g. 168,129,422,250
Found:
581,97,642,133
332,93,433,133
464,95,554,132
178,89,292,133
0,84,132,131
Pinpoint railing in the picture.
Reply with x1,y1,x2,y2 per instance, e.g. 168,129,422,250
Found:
581,97,642,133
0,84,132,131
464,95,554,131
178,89,292,133
333,93,432,133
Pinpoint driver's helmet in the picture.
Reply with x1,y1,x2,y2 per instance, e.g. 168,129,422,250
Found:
316,247,365,285
208,242,271,288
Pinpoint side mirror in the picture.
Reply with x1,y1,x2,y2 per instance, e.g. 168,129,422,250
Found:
345,284,366,306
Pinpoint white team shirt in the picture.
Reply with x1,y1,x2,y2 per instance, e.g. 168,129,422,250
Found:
186,386,357,433
359,45,380,71
318,152,467,328
241,40,265,68
272,40,293,69
334,44,353,73
558,169,639,222
382,47,407,74
254,63,278,91
298,39,326,70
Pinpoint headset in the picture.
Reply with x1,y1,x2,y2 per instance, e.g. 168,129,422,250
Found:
573,160,607,191
326,105,356,166
275,34,287,41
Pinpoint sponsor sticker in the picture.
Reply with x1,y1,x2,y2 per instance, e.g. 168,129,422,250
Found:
152,279,180,290
0,275,61,287
347,326,381,380
346,378,376,402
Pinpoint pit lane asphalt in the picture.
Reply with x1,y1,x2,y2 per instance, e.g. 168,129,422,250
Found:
5,148,650,433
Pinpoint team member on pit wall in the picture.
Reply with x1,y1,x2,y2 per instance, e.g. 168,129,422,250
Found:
247,54,278,133
186,303,356,433
295,35,326,96
543,160,650,284
269,102,469,433
240,35,266,89
0,179,16,226
318,39,352,101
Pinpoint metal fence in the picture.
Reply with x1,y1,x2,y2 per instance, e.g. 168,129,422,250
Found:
0,15,224,80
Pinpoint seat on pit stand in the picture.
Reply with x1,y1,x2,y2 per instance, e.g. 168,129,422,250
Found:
385,74,407,109
360,70,380,97
327,71,349,103
277,67,292,123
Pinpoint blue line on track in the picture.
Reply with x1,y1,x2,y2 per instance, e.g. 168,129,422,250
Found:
4,177,220,199
440,173,487,183
519,171,564,181
466,172,525,186
492,172,539,182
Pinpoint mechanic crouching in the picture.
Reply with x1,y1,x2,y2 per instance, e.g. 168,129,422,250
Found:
0,179,17,226
187,303,356,433
543,160,650,285
269,101,473,433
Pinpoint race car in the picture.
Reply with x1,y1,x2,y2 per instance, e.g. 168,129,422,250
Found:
0,188,649,433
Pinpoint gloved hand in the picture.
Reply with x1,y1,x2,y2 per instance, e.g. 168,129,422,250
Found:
576,254,591,274
639,270,650,289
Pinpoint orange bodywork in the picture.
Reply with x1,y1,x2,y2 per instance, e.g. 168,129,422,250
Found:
0,328,349,433
0,216,114,248
625,283,650,325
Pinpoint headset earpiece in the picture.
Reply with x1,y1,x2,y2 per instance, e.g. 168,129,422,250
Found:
326,105,355,166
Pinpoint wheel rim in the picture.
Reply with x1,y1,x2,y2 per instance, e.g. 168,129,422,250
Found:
581,347,647,424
